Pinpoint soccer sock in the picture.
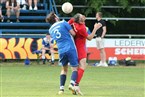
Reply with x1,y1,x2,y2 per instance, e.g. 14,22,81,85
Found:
60,74,66,90
70,71,78,86
76,68,84,85
51,53,54,61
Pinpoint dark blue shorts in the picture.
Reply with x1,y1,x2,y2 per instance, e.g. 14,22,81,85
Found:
59,49,78,67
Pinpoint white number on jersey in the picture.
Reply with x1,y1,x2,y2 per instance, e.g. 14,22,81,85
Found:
54,29,61,39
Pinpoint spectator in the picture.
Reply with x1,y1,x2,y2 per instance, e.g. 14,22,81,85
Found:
17,0,27,10
41,33,55,64
28,0,38,10
95,12,108,67
0,3,3,22
0,0,5,22
6,0,20,22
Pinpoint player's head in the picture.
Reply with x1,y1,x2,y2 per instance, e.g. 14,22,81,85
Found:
96,12,102,19
73,13,86,24
46,33,50,39
46,12,59,24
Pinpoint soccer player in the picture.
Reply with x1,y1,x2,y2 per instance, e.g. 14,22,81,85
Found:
95,12,108,67
41,33,55,64
68,13,99,95
46,12,78,95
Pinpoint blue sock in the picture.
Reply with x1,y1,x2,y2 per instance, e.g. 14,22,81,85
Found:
60,74,66,87
70,71,78,86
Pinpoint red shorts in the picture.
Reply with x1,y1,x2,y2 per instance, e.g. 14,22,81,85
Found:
77,47,87,61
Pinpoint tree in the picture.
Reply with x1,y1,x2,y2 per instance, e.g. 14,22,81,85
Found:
86,0,145,17
55,0,145,34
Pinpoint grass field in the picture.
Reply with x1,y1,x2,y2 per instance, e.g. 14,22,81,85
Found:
0,62,144,97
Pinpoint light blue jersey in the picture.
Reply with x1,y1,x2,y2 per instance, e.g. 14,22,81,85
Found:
49,20,76,54
49,20,78,67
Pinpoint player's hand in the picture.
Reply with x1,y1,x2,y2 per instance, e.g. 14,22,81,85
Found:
94,23,99,30
94,23,98,28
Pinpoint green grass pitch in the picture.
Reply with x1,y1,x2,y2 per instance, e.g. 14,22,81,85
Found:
0,62,144,97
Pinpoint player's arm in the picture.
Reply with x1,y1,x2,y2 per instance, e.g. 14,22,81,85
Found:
101,26,107,38
69,29,76,36
97,21,106,38
64,20,76,36
87,23,99,40
96,22,102,29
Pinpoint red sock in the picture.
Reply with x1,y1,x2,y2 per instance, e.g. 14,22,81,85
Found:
76,68,84,84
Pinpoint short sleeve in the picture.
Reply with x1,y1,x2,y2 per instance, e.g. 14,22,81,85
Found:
100,20,106,27
68,18,75,25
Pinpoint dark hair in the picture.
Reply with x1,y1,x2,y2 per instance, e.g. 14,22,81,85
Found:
97,12,103,18
73,13,81,23
46,12,56,24
46,32,50,35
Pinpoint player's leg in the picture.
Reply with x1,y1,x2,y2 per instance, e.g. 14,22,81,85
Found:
75,58,86,95
70,66,78,86
15,8,20,22
58,65,68,94
67,50,78,94
76,58,86,84
68,66,78,95
6,7,11,22
58,52,68,94
33,0,38,10
42,48,46,64
96,37,102,65
28,0,32,10
100,48,108,67
98,38,108,67
50,49,55,64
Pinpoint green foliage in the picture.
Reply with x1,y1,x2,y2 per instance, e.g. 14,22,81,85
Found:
55,0,145,17
85,0,145,16
55,0,145,34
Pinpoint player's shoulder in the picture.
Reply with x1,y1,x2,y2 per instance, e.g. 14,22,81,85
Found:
97,19,104,22
97,19,106,26
51,20,67,28
58,20,67,24
99,19,106,24
61,20,70,25
43,37,47,41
